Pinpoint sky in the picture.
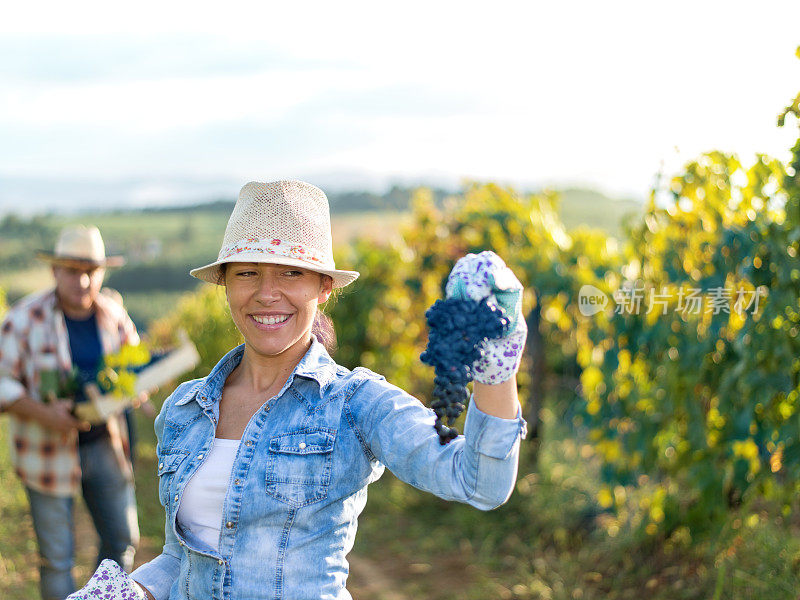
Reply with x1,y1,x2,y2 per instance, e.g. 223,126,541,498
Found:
1,0,799,212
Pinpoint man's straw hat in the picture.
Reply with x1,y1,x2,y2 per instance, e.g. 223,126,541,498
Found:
37,225,124,267
190,180,360,289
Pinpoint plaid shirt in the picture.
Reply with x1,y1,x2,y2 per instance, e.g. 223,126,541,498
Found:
0,288,139,497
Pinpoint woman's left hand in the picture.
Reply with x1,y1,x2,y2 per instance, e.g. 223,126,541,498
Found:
445,251,527,384
65,559,148,599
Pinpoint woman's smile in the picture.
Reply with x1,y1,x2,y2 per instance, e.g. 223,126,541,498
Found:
249,313,292,328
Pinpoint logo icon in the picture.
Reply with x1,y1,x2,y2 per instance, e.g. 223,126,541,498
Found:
578,285,609,316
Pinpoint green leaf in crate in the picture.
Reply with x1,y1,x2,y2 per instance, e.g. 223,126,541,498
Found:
39,370,60,403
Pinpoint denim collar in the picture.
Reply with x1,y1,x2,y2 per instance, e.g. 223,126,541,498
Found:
176,336,338,409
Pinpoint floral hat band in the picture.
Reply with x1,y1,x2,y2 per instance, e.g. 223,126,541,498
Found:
220,237,328,267
190,180,360,289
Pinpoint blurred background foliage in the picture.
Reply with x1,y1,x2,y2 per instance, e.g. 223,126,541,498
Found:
1,56,800,600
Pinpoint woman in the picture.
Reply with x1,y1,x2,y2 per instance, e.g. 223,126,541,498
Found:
68,180,528,600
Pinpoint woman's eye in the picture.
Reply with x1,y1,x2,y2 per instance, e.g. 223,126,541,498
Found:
284,270,303,277
235,271,257,277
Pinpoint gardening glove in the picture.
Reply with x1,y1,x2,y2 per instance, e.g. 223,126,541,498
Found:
66,559,147,599
445,251,527,384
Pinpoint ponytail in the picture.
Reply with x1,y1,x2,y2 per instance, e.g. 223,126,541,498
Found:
312,310,337,355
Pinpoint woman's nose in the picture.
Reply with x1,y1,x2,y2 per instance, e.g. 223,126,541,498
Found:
256,276,281,302
79,273,91,288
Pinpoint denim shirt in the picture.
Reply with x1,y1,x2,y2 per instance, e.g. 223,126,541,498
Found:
131,339,527,600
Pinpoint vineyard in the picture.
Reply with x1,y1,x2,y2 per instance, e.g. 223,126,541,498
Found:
1,62,800,600
140,72,800,597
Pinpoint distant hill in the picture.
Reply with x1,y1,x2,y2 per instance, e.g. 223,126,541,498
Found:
130,185,642,236
0,174,642,238
140,186,455,215
556,187,641,237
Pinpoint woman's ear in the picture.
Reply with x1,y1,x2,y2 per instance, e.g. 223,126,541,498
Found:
318,275,333,304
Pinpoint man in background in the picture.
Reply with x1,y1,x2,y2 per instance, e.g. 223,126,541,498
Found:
0,225,140,600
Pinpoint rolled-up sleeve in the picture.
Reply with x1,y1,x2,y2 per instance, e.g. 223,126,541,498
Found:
463,398,528,459
460,399,528,508
0,316,26,410
130,547,181,600
351,375,527,511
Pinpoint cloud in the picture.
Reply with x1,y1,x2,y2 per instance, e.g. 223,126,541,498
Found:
0,34,356,83
1,0,799,205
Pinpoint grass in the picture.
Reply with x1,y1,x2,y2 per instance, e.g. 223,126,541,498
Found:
0,265,53,303
122,290,197,332
555,188,640,239
0,417,39,599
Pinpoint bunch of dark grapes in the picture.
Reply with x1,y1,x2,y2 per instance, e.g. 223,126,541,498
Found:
420,297,509,444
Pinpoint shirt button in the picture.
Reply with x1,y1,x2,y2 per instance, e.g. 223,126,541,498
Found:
197,453,204,460
218,559,224,565
174,495,179,502
158,463,164,469
234,479,241,486
226,521,234,529
245,441,252,447
298,442,307,450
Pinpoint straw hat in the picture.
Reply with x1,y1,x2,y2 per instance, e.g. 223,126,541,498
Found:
36,225,124,267
190,180,360,289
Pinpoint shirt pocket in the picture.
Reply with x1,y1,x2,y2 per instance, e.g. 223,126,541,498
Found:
265,428,336,508
157,450,188,508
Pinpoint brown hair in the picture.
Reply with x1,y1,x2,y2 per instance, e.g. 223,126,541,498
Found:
312,310,337,355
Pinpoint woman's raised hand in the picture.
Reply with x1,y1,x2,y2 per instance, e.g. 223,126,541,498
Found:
445,251,527,384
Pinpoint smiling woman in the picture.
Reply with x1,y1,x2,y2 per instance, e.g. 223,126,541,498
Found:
66,179,528,600
223,263,333,360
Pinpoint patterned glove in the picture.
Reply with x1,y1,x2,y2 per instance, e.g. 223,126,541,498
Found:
66,559,147,600
445,251,527,384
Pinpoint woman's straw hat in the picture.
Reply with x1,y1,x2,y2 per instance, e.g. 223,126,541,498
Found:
36,225,125,267
190,180,360,289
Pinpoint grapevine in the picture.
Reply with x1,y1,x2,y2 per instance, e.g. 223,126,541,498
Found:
420,297,509,444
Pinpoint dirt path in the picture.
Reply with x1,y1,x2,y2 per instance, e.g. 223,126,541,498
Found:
347,554,410,600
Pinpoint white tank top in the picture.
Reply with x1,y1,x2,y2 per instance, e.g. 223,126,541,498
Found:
177,437,241,551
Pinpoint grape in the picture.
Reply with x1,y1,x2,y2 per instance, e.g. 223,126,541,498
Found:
420,297,509,444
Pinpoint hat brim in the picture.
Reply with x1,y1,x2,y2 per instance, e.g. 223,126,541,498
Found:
36,251,125,268
189,253,360,289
